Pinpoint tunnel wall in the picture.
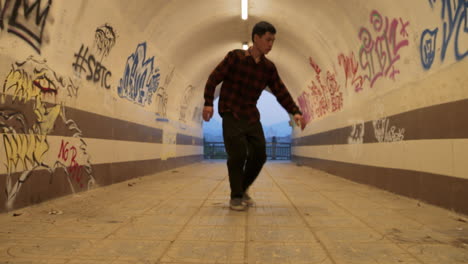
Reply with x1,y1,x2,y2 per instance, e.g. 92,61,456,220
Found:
0,1,203,212
292,0,468,214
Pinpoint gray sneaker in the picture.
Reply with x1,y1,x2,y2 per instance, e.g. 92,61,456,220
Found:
242,192,255,206
230,198,246,211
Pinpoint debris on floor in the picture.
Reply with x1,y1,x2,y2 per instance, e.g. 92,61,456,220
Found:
48,209,63,215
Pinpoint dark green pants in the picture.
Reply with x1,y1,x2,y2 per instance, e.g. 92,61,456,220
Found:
222,112,267,199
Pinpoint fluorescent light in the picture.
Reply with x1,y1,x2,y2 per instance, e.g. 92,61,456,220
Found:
241,0,248,20
242,42,248,50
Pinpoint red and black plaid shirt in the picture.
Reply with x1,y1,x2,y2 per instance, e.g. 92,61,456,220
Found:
204,49,302,123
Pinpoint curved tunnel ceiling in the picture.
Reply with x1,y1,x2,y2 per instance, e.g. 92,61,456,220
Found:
134,0,371,96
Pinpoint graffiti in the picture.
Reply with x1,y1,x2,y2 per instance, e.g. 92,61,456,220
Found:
118,42,161,106
94,23,116,60
347,121,365,159
179,85,196,123
1,57,94,208
297,59,344,125
421,29,439,69
192,106,203,124
373,118,405,142
308,57,321,74
348,122,365,144
0,0,52,54
58,140,86,188
161,128,177,160
338,52,364,92
155,67,173,121
358,10,410,89
297,91,313,125
72,44,112,89
420,0,467,69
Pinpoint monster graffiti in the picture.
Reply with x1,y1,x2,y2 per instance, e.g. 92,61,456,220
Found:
297,58,344,126
0,0,52,54
358,10,410,89
420,0,467,69
1,57,95,209
72,44,112,89
118,42,161,106
94,23,117,60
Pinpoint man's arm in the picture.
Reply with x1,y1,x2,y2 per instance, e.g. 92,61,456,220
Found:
268,66,305,130
203,51,235,121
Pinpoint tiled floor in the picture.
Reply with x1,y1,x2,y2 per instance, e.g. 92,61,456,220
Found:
1,161,468,263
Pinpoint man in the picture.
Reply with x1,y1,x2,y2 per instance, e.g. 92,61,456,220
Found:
202,21,304,211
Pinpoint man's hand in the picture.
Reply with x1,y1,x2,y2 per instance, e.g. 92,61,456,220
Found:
293,113,306,130
202,106,214,122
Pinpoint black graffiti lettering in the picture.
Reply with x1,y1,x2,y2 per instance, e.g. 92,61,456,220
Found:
85,54,95,81
93,63,102,83
73,44,112,89
0,0,8,30
1,0,52,54
104,70,111,89
72,44,88,74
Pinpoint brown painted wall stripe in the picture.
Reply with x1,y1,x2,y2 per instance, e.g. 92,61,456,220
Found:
0,155,203,212
292,155,468,215
294,98,468,146
1,94,203,145
177,133,204,145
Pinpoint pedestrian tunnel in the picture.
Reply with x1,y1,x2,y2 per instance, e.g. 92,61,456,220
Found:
0,0,467,216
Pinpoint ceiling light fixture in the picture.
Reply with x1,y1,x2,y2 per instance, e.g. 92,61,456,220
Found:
242,42,248,50
241,0,248,20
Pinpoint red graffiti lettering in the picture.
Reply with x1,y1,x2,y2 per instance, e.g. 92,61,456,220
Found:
58,140,84,188
338,52,364,92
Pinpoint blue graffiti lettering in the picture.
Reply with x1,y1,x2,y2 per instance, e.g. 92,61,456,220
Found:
420,0,467,69
420,28,438,69
440,0,467,61
118,42,160,106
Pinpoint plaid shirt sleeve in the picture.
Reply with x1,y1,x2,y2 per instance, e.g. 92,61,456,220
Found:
204,51,235,107
268,65,302,116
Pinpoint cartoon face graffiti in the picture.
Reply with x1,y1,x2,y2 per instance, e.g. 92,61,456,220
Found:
1,57,95,209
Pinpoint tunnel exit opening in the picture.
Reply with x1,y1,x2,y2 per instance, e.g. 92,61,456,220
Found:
202,90,293,160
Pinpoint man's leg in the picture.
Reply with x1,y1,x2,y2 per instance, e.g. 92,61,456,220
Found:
222,113,248,199
242,121,267,192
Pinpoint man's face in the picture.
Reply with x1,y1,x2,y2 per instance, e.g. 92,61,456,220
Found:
254,32,275,55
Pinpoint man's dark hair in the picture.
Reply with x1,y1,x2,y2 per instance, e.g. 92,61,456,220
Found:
251,21,276,42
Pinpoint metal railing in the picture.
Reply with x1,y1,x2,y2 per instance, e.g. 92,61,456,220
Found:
204,141,291,160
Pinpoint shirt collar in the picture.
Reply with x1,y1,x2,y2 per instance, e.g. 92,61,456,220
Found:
245,47,265,62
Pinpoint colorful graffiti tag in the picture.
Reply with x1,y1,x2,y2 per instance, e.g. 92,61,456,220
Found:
297,57,344,125
338,52,364,92
357,10,410,89
118,42,161,106
0,0,52,54
420,0,467,69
